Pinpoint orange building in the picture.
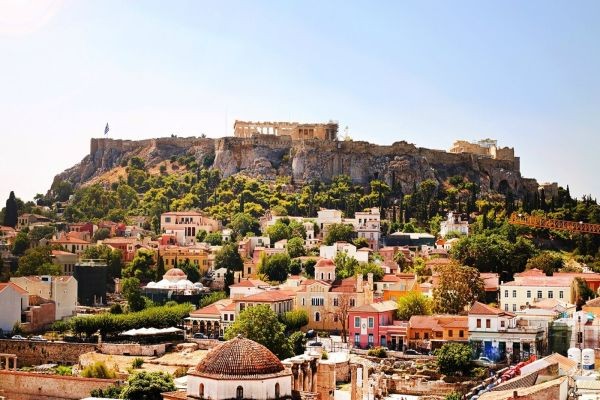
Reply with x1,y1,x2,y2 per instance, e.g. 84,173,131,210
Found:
407,315,468,351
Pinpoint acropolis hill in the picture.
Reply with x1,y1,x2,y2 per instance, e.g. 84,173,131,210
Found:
54,120,538,197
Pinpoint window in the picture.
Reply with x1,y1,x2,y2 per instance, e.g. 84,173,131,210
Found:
275,383,280,399
354,333,360,345
459,330,464,338
350,299,356,307
476,319,481,328
448,330,453,337
500,320,505,328
559,291,564,299
199,383,204,398
512,290,516,298
424,332,429,340
505,304,508,311
486,319,491,329
333,298,339,307
224,314,228,321
355,317,360,328
315,312,320,322
537,290,542,299
513,304,516,311
504,290,508,298
236,386,243,400
368,334,374,345
548,291,553,299
368,317,374,328
239,303,245,311
527,290,531,298
311,297,324,306
302,298,305,306
415,332,420,339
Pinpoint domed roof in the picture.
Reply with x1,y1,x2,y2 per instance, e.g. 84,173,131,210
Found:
194,336,285,378
315,258,335,268
164,268,187,282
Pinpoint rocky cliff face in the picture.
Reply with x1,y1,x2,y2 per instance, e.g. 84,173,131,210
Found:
53,136,538,196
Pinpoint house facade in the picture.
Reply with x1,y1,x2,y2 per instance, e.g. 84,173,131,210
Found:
160,211,221,246
10,275,78,320
348,300,405,349
468,301,546,363
0,282,28,333
499,270,575,312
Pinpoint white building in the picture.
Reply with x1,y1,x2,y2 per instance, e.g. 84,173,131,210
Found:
161,211,221,246
353,207,381,250
10,275,78,321
468,302,546,363
499,271,575,313
0,282,28,332
319,242,369,264
439,211,469,238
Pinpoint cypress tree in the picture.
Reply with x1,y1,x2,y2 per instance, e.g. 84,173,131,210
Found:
3,191,17,228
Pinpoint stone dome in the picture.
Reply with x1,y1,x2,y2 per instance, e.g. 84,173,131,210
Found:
164,268,187,282
194,336,285,378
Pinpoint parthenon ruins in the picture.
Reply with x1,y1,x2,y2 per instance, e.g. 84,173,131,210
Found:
233,120,338,141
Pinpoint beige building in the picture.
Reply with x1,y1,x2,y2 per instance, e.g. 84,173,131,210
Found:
16,213,52,231
10,275,77,320
294,259,374,332
49,233,91,257
499,270,575,313
161,211,221,246
234,120,338,141
51,250,78,275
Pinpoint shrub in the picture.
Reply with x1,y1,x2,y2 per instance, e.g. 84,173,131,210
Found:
131,357,144,368
279,309,309,331
367,347,387,358
81,361,117,379
435,343,473,376
54,365,73,376
321,350,329,360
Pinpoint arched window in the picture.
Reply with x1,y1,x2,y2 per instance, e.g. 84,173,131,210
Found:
315,312,320,322
199,383,204,398
275,383,280,399
236,386,243,400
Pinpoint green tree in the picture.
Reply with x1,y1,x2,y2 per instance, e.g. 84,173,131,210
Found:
204,232,222,245
123,249,155,281
355,262,384,281
155,256,166,281
3,191,18,228
435,343,473,376
259,253,291,282
122,277,145,312
214,243,244,272
334,252,359,279
289,259,302,275
28,225,56,243
93,228,111,242
396,292,432,320
230,212,260,237
287,237,306,258
121,371,176,400
195,229,207,242
12,231,29,256
177,259,200,283
225,304,293,359
266,220,292,243
352,237,369,249
433,264,484,314
289,331,306,355
525,252,564,276
16,246,60,276
324,223,354,245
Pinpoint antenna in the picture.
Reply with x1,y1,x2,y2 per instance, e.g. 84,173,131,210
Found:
344,125,350,141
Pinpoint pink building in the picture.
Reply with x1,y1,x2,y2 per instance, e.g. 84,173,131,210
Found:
348,300,407,350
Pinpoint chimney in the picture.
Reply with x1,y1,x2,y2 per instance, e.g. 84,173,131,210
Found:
367,273,373,290
357,274,363,292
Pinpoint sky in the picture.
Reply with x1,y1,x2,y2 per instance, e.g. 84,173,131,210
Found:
0,0,599,202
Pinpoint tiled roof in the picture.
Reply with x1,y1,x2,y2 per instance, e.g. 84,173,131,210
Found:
469,301,515,317
50,236,90,245
349,300,398,313
241,291,293,302
229,279,269,288
330,277,358,293
51,250,76,256
478,376,567,400
585,297,600,307
315,258,335,268
190,299,232,317
491,369,540,392
409,315,468,330
502,276,574,287
0,282,28,295
380,275,402,282
193,336,289,379
162,211,203,216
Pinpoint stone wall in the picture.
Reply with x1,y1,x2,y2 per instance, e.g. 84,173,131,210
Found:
0,370,119,400
98,343,166,356
0,340,96,367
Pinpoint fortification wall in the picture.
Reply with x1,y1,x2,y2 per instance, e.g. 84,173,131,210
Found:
0,340,96,367
0,370,119,400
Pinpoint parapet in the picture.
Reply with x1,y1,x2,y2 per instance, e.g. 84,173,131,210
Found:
233,120,338,141
448,139,515,162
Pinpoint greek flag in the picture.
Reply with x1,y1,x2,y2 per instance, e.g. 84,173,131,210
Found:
104,123,109,135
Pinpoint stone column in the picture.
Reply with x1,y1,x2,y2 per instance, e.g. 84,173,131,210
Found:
311,359,318,392
350,364,358,400
297,364,304,391
303,364,312,391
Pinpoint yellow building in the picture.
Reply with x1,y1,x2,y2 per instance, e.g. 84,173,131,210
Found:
407,315,468,351
160,245,210,276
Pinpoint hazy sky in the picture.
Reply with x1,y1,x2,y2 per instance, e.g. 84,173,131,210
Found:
1,0,599,202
